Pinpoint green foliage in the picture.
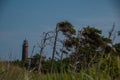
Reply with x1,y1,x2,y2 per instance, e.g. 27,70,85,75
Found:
113,43,120,55
0,57,120,80
33,53,40,58
57,21,76,37
1,22,120,79
63,26,114,73
100,55,120,79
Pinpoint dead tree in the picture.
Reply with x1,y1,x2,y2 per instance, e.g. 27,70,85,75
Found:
50,21,76,73
28,45,35,70
108,23,115,39
38,31,54,73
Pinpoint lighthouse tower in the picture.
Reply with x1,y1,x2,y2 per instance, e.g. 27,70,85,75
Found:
22,39,28,62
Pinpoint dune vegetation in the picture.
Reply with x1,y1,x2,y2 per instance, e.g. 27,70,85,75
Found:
0,21,120,80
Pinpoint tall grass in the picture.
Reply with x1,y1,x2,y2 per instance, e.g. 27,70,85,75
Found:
0,54,120,80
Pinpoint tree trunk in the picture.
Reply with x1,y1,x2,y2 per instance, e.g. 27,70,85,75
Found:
51,26,58,73
60,44,64,73
38,33,48,73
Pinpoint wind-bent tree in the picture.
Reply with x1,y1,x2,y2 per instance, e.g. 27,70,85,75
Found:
64,26,112,72
50,21,76,73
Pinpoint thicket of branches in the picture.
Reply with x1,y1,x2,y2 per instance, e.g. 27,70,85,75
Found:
14,21,120,78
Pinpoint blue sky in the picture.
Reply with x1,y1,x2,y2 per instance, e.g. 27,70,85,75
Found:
0,0,120,60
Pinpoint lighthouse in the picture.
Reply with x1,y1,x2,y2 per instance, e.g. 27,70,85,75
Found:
22,39,28,62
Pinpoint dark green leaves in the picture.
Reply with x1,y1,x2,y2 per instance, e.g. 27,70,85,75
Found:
57,21,76,37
